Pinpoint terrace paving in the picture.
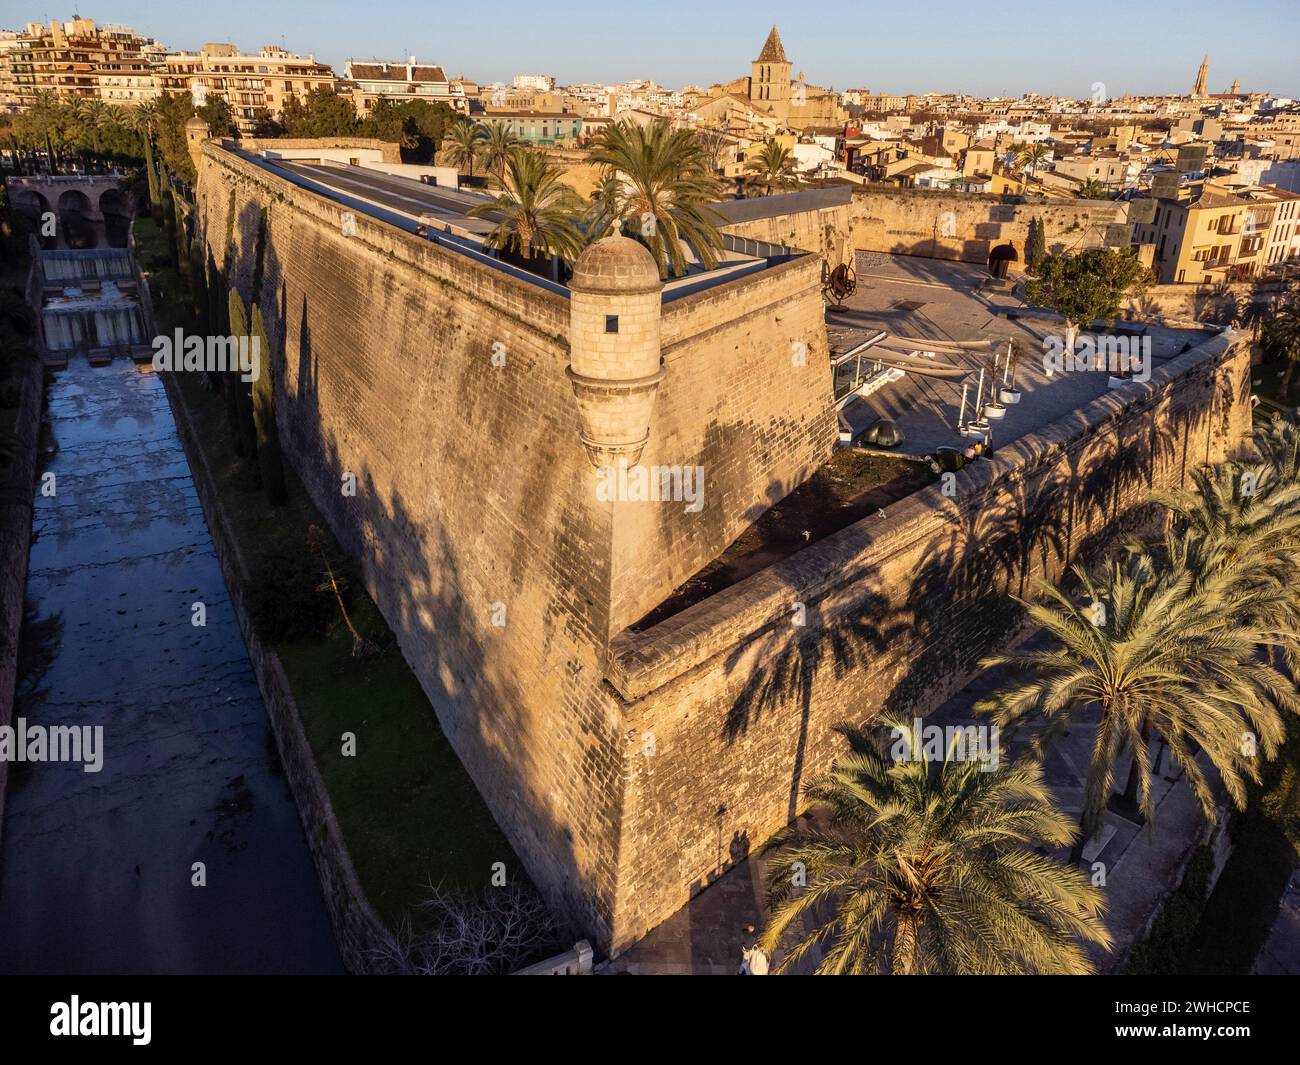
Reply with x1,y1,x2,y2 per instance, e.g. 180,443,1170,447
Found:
274,160,499,235
830,253,1212,458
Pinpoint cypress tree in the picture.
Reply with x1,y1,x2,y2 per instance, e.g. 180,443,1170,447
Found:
251,207,269,305
203,249,225,393
206,250,225,336
1026,217,1047,273
142,132,161,219
189,239,207,322
250,305,287,503
225,288,253,458
171,187,190,285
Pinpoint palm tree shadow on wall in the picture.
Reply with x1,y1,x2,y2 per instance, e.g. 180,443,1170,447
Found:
716,442,1174,828
723,586,904,821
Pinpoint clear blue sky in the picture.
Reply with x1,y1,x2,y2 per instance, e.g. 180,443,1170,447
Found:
22,1,1299,97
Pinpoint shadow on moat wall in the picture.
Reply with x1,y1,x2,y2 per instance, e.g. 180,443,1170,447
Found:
713,380,1219,864
210,202,597,941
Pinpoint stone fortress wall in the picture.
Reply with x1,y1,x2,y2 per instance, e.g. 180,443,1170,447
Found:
193,140,1251,955
193,141,835,950
848,185,1128,265
719,201,851,263
714,184,1126,273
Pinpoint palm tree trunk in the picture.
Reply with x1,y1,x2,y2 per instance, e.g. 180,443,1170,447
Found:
1283,357,1297,399
1121,718,1152,807
892,911,919,974
1068,809,1089,865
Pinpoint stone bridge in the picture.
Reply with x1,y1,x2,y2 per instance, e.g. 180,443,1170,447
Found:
5,174,135,248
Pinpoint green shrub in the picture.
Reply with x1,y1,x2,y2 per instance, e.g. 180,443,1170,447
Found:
1181,846,1216,904
246,547,337,643
1159,892,1202,945
1121,844,1216,974
1124,941,1156,975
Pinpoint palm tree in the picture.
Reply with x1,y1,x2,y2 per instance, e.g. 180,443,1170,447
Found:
585,170,623,241
589,119,725,278
75,98,115,161
442,118,484,181
1253,414,1300,484
479,121,520,187
466,148,586,263
1152,461,1300,578
1147,459,1300,674
1261,298,1300,397
760,721,1112,974
977,555,1295,862
745,139,796,196
1016,142,1051,191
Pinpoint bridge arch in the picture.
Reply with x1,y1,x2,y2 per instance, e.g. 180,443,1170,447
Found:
12,189,55,249
99,187,132,248
57,189,97,249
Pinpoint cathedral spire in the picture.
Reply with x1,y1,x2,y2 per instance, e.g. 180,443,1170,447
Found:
756,25,788,64
1192,53,1209,97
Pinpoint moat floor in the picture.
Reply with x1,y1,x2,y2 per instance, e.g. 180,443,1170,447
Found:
605,628,1218,975
0,357,343,974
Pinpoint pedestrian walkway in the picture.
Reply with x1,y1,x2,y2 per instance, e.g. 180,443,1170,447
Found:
1253,870,1300,975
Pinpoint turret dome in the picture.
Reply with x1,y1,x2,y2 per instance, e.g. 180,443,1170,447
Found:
569,231,661,295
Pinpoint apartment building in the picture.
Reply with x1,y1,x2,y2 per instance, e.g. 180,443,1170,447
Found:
11,18,165,109
159,44,334,131
342,58,468,115
0,30,21,112
859,92,906,113
1054,152,1130,188
512,74,555,93
476,111,583,145
1133,180,1300,283
98,47,170,105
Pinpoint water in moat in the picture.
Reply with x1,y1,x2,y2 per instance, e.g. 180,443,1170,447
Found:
0,356,344,973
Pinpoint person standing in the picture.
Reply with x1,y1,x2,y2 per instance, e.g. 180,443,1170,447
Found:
738,925,770,975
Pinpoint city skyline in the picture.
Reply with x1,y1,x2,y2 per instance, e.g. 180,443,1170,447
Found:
13,0,1299,98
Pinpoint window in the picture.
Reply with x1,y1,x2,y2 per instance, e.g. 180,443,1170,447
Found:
605,315,619,334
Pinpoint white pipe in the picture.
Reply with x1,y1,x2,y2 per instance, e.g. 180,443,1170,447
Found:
957,382,969,430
